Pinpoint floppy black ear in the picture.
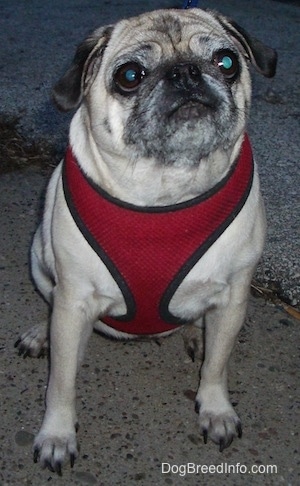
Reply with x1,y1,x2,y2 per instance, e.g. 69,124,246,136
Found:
52,25,114,112
214,12,277,78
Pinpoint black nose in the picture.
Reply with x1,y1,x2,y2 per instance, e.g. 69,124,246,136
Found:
166,63,202,90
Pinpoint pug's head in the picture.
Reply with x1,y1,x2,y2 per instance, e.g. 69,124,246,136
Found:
53,9,276,167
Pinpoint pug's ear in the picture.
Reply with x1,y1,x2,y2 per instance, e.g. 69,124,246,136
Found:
214,12,277,78
52,25,114,112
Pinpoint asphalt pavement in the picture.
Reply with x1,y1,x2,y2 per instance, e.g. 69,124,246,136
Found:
0,1,299,485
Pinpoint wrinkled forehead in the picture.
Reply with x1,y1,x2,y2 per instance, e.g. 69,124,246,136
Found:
104,9,231,65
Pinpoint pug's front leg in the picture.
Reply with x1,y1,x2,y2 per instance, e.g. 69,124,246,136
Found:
33,290,94,474
195,278,250,451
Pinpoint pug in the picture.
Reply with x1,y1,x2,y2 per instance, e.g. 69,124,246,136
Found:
15,7,277,473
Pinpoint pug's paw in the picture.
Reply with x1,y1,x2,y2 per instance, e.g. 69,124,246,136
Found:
15,322,49,358
33,420,79,475
195,386,242,451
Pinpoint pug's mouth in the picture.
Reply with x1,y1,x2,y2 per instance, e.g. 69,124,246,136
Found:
168,99,216,122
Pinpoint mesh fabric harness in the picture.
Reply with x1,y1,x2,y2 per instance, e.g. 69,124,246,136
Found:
62,135,253,335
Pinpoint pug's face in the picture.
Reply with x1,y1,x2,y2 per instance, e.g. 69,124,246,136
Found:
54,9,276,167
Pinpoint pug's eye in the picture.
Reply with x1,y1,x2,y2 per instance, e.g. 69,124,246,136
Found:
114,62,146,93
214,50,239,81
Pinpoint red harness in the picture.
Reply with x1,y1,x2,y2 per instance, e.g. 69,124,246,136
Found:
63,135,253,335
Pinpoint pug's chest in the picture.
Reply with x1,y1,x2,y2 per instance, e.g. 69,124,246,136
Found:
63,138,253,335
66,188,244,336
